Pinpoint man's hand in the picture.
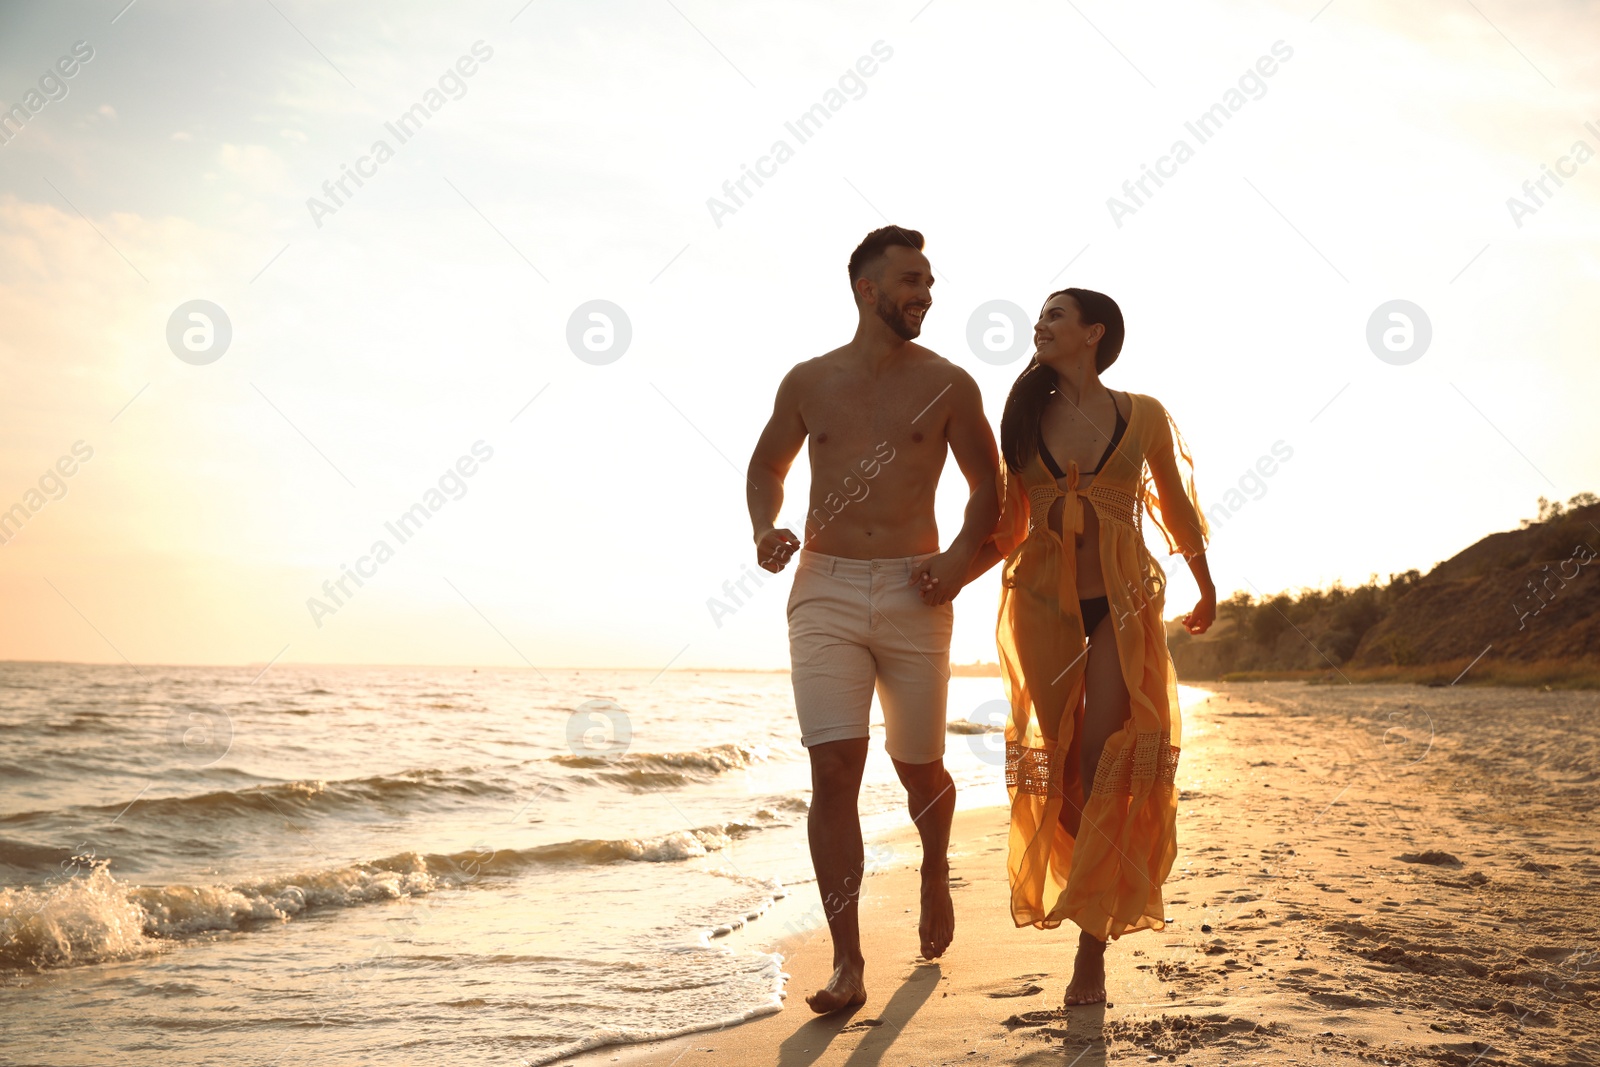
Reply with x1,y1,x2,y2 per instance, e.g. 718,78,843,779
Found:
756,528,801,573
909,550,969,606
1181,590,1216,634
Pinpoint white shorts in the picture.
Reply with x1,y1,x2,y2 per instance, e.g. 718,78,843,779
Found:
786,550,953,765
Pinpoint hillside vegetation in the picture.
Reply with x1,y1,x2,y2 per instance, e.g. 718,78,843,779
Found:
1168,494,1600,688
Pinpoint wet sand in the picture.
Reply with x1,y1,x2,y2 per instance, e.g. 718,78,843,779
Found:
575,683,1600,1066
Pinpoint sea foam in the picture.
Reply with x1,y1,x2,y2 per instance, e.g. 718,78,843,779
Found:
0,823,758,970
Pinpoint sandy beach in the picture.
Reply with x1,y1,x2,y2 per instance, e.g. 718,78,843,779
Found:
582,683,1600,1067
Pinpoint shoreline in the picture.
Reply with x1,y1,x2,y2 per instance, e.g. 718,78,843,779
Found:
560,683,1599,1066
6,655,1595,689
1192,660,1600,690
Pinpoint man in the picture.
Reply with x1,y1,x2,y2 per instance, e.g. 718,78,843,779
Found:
746,226,1000,1013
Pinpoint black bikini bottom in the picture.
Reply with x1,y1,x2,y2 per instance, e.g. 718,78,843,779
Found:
1079,595,1110,636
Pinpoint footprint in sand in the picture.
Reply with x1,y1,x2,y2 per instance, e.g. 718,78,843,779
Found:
1104,1013,1279,1057
839,1018,884,1033
1433,870,1490,889
1397,849,1462,866
1004,1009,1071,1030
1308,991,1384,1008
987,980,1045,998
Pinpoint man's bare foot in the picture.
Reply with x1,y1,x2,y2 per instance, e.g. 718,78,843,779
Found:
918,862,955,959
1062,929,1107,1005
805,960,867,1014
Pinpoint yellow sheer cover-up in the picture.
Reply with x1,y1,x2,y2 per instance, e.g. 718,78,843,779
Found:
991,391,1209,941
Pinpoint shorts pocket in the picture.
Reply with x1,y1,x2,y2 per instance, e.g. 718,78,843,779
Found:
786,561,822,622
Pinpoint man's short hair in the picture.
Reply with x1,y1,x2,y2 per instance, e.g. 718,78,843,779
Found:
847,226,925,292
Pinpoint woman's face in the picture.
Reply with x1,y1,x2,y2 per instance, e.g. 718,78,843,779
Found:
1033,294,1101,370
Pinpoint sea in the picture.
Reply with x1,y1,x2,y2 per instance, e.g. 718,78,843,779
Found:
0,661,1031,1065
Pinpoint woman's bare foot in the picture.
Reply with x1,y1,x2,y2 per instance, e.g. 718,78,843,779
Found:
1062,929,1107,1005
919,862,955,959
805,959,867,1014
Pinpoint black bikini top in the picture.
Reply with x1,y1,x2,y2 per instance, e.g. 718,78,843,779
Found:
1039,394,1127,479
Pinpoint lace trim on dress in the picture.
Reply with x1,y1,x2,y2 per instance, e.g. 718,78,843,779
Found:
1005,740,1060,797
1085,481,1141,531
1020,469,1141,537
1090,731,1180,798
1025,484,1060,535
1006,733,1180,800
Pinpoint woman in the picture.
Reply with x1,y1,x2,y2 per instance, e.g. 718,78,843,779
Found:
957,287,1215,1006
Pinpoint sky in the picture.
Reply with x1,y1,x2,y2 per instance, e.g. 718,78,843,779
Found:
0,0,1596,671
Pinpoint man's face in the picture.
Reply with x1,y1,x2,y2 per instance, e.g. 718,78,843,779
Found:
862,245,934,340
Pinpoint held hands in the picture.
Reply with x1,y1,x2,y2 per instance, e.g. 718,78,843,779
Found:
755,527,801,573
1181,590,1217,634
910,551,968,607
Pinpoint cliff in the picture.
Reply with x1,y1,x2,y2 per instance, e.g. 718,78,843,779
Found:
1167,496,1600,687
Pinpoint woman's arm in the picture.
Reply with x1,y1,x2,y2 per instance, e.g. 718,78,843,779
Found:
1145,398,1215,633
1176,549,1217,634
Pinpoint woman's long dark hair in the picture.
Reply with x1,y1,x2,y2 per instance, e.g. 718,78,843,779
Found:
1000,288,1125,472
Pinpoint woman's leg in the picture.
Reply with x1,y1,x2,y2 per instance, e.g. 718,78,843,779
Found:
1078,607,1131,794
1063,606,1131,1006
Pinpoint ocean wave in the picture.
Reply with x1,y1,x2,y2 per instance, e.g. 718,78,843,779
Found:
699,882,787,942
469,826,740,870
751,796,810,820
551,743,768,792
523,957,786,1067
0,837,80,873
6,744,773,830
0,768,526,828
0,760,44,781
0,856,435,971
0,823,759,971
552,742,765,775
946,718,1004,735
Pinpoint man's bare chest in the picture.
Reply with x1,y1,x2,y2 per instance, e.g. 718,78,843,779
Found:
801,380,949,459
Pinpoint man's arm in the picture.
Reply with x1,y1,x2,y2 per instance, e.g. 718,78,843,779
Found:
747,365,808,573
962,538,1006,586
913,370,1000,606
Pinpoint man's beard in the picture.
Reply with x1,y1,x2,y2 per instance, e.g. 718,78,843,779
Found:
875,291,923,340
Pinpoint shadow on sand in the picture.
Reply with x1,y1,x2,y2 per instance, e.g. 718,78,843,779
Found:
1005,1001,1110,1065
774,961,941,1067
